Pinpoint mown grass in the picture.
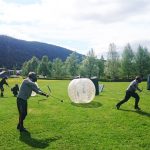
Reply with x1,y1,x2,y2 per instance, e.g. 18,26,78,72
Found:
0,78,149,150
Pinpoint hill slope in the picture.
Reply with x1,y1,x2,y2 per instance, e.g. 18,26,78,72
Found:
0,35,82,68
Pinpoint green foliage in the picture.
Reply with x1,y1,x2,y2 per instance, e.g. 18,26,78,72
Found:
21,61,29,76
97,55,105,79
52,58,64,79
29,57,39,74
0,78,149,149
135,46,150,77
121,43,135,79
65,52,79,77
105,43,120,79
21,57,39,76
38,56,52,77
79,49,99,78
20,44,150,80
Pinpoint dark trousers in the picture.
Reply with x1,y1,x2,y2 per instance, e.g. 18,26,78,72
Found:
17,98,27,128
117,91,140,108
0,87,4,97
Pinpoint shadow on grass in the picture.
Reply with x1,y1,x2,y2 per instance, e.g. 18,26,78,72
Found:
38,99,47,104
71,101,102,108
20,131,62,149
119,109,150,118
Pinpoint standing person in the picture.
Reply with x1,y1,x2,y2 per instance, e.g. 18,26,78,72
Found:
116,76,142,110
0,76,9,97
17,72,49,132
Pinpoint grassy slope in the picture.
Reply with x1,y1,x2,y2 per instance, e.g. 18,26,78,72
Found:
0,78,149,150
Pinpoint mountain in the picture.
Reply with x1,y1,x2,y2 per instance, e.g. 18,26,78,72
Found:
0,35,82,69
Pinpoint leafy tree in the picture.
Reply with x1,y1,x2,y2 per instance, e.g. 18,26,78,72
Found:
21,61,28,76
121,44,135,79
105,43,120,80
52,58,64,79
13,66,17,75
79,49,98,78
135,45,150,77
65,52,79,77
21,56,39,76
47,61,52,78
97,55,105,79
38,56,51,77
29,56,39,73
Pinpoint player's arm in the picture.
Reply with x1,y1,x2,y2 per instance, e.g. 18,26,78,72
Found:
31,83,49,97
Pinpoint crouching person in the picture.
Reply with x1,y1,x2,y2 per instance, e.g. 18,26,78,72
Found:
17,72,49,132
116,76,142,110
11,84,19,97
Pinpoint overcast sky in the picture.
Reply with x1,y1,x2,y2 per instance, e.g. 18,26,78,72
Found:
0,0,150,57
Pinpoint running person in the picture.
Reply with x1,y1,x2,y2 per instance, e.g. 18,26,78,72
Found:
116,76,142,110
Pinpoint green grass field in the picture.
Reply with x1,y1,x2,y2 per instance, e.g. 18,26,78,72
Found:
0,78,149,150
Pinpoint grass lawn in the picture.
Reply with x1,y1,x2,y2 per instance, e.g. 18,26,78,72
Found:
0,78,149,150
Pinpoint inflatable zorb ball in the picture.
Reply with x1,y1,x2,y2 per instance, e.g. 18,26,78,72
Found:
68,78,95,103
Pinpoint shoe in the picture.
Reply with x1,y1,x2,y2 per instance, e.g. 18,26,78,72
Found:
17,124,20,130
20,127,28,132
116,104,120,110
135,107,141,111
17,124,27,131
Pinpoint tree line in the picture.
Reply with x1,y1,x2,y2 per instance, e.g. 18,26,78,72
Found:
21,43,150,80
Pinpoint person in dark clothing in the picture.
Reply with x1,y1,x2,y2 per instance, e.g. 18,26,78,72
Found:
11,84,19,97
116,76,142,110
0,76,9,97
17,72,49,132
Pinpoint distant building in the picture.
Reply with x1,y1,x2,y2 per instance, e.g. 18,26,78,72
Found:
0,68,21,78
0,70,8,78
0,68,5,72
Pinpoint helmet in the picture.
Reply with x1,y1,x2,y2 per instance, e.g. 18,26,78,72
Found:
135,76,142,83
3,76,8,79
28,72,37,82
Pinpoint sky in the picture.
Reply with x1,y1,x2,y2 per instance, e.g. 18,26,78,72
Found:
0,0,150,57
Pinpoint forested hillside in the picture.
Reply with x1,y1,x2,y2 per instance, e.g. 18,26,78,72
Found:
0,35,82,68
